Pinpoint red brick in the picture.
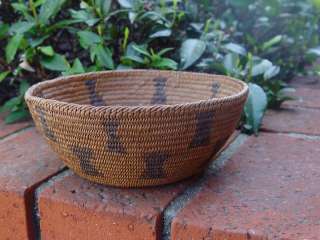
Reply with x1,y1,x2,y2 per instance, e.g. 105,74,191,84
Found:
36,129,241,240
171,133,320,239
0,128,65,239
262,107,320,135
290,75,320,89
284,87,320,109
38,171,192,240
0,114,31,139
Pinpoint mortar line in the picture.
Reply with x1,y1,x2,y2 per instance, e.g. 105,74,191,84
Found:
30,168,71,240
260,128,320,140
161,134,248,240
276,132,320,140
285,105,320,111
288,105,320,111
0,125,34,141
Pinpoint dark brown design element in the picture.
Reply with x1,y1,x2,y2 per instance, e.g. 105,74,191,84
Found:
189,111,214,148
211,82,220,98
72,146,101,176
151,77,167,104
105,121,126,154
85,79,104,106
35,106,56,142
142,152,169,179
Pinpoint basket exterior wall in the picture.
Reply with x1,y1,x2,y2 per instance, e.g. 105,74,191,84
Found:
25,71,248,187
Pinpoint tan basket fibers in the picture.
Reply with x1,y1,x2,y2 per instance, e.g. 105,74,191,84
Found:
25,70,248,187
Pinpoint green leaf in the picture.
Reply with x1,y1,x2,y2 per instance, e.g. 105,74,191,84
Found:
180,39,206,69
38,46,54,56
34,0,47,8
312,0,320,9
0,23,9,39
9,21,35,34
5,109,29,124
77,31,102,49
152,58,178,70
11,3,29,13
117,64,133,70
215,63,228,74
5,34,23,63
65,58,85,75
40,54,70,71
69,9,99,26
158,48,174,57
19,80,30,96
263,65,280,80
118,0,133,8
244,83,267,135
223,53,239,73
122,27,130,51
11,3,33,19
95,45,114,69
121,55,144,64
29,36,50,48
0,97,22,113
251,59,273,77
96,0,112,15
132,44,150,57
128,12,137,23
62,58,86,76
39,0,66,25
139,11,167,22
307,47,320,56
224,43,247,56
262,35,282,50
0,71,10,82
149,29,172,38
48,19,83,32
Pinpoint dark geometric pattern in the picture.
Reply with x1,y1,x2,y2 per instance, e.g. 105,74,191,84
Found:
189,111,214,148
151,77,167,104
72,146,101,176
104,121,126,154
85,79,105,106
35,106,56,142
211,82,221,98
141,152,170,179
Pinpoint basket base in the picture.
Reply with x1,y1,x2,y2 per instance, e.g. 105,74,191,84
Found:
68,167,206,188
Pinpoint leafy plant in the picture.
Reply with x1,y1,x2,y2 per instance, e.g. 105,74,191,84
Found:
180,39,206,69
0,0,319,135
244,83,267,135
120,43,177,70
0,80,29,123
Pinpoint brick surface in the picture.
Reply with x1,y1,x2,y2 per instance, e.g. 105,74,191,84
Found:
37,130,240,240
290,75,320,89
0,114,31,139
38,171,192,240
0,128,64,240
284,87,320,109
171,133,320,239
262,107,320,135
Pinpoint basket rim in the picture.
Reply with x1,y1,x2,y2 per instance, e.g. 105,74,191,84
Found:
25,70,248,112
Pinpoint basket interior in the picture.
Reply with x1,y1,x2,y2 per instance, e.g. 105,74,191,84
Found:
34,71,245,106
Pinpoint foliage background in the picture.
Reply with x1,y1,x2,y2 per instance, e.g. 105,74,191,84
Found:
0,0,319,134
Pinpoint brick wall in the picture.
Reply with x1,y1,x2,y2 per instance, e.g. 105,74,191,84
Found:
0,80,320,239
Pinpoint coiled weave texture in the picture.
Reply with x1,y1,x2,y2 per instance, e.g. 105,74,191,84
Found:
25,70,248,187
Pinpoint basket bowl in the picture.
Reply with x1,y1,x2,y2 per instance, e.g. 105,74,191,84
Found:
25,70,248,187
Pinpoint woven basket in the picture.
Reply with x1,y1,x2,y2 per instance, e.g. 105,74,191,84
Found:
25,70,248,187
